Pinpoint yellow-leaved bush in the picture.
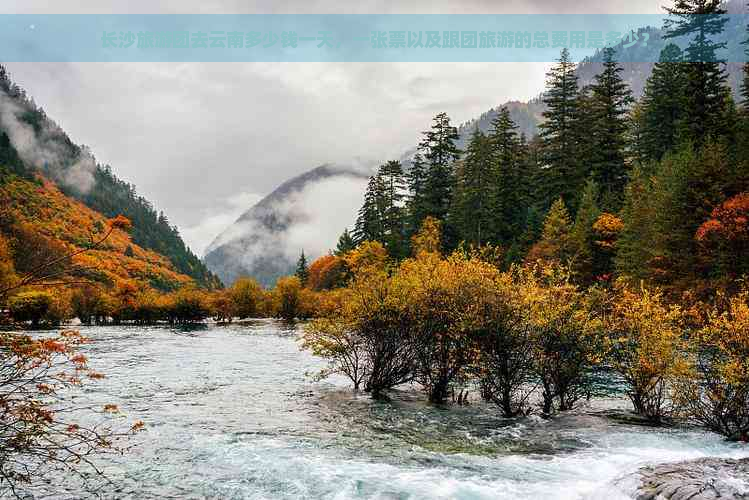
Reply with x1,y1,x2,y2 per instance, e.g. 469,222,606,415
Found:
674,292,749,441
605,283,687,423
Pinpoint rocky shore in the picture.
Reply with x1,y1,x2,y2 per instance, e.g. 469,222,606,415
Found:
634,457,749,500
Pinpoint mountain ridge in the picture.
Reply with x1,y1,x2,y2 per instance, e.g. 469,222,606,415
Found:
0,65,221,289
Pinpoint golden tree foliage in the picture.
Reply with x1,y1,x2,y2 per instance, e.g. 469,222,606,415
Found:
606,283,687,422
342,241,388,276
675,292,749,441
272,276,304,321
229,277,263,319
516,265,605,414
411,216,442,256
0,233,16,295
526,198,574,266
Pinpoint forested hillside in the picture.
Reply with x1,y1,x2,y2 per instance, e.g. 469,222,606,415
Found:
343,0,749,299
451,1,748,149
0,65,221,289
0,170,193,292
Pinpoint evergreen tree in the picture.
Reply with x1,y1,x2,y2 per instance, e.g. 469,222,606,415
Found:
334,228,355,255
295,250,309,286
587,48,633,211
615,167,656,282
663,0,732,145
420,112,461,222
616,143,732,288
353,175,386,244
377,160,407,258
637,44,686,163
569,179,601,284
489,107,525,243
540,48,580,209
452,128,494,246
527,197,575,265
405,152,429,240
570,85,597,210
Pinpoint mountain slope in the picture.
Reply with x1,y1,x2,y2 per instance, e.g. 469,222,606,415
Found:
0,65,220,289
204,164,371,287
0,169,193,291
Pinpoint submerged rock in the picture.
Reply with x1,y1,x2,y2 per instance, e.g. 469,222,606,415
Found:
634,457,749,500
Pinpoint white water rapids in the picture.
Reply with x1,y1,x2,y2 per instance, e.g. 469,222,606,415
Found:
20,320,749,499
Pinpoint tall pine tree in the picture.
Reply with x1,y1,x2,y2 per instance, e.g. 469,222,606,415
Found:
452,127,495,246
334,229,355,255
377,160,407,258
540,48,580,210
663,0,732,145
405,152,428,240
295,250,309,286
420,112,461,222
489,107,525,243
637,44,686,163
353,174,386,244
587,47,633,211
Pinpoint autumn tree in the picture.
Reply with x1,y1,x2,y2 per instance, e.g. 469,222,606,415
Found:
307,254,348,291
674,292,749,441
273,276,303,321
471,272,536,417
411,216,442,257
8,291,70,327
606,284,687,423
526,198,574,266
0,330,143,496
229,277,263,318
520,267,604,415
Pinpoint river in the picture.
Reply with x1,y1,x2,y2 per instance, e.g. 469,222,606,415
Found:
23,321,749,499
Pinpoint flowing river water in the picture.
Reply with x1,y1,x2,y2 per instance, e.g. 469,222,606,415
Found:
23,321,749,499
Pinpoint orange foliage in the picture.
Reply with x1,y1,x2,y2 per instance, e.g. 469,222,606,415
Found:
695,193,749,243
0,175,192,294
694,193,749,283
593,213,624,250
307,254,347,291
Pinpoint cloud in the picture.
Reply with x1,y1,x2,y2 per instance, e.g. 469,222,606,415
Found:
180,190,264,256
282,174,369,260
0,89,96,193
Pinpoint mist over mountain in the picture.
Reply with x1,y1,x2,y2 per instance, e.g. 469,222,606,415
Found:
204,163,372,287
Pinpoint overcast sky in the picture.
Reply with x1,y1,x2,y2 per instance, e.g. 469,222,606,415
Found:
2,0,664,255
